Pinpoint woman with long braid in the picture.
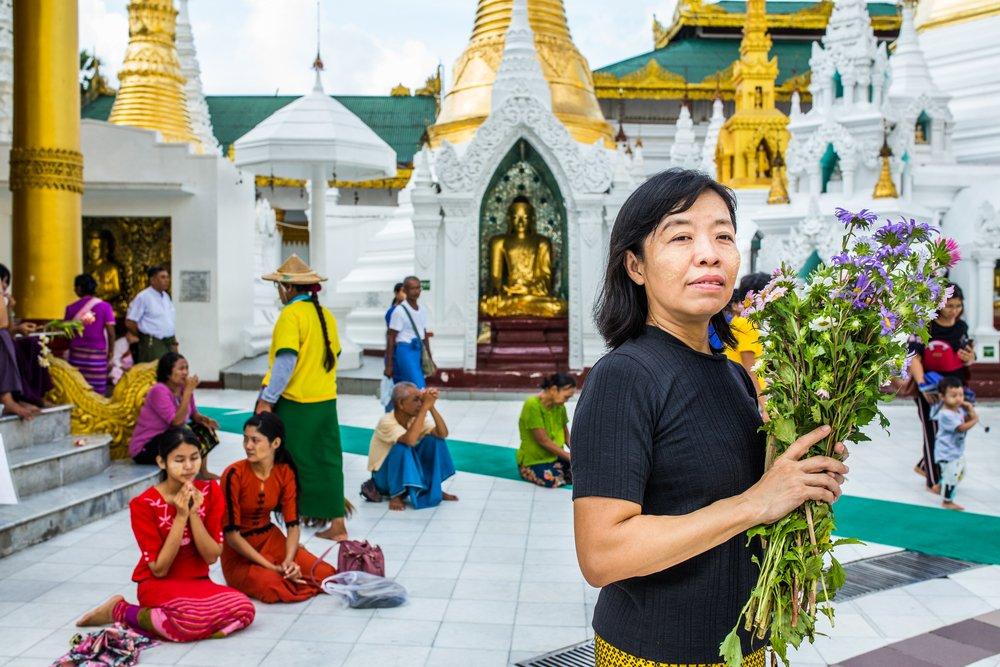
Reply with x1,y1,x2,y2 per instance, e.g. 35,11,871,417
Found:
255,256,348,541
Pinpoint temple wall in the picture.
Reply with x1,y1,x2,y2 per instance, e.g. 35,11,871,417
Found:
0,120,255,382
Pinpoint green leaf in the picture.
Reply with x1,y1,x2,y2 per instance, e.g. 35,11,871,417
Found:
773,418,797,445
826,559,846,590
719,627,744,667
846,431,872,443
831,537,865,548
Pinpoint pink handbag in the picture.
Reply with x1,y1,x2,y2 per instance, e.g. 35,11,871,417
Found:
336,540,385,577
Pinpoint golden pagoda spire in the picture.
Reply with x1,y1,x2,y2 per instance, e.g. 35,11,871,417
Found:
715,0,789,188
109,0,200,152
428,0,612,147
872,136,899,199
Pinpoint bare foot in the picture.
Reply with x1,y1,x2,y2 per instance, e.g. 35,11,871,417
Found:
928,484,941,495
913,465,925,478
388,496,405,511
442,492,459,502
942,500,965,511
10,402,37,421
314,517,348,541
77,595,124,627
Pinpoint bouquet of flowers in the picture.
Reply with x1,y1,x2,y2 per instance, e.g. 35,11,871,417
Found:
720,208,959,666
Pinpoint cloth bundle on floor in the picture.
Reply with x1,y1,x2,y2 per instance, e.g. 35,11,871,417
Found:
52,623,157,667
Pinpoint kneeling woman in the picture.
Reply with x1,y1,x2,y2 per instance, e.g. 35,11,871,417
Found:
77,428,255,641
221,413,336,602
516,373,576,488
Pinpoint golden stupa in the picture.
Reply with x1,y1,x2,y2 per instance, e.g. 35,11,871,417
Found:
915,0,1000,30
428,0,613,147
109,0,201,151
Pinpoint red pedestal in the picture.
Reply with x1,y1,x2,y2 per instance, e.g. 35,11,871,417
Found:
477,317,568,372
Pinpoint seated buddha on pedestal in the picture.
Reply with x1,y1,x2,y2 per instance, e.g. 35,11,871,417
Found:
479,196,567,318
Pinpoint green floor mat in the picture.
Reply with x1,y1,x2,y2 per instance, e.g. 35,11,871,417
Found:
201,406,1000,564
200,406,522,482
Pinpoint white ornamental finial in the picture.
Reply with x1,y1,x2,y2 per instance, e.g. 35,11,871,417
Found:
670,104,700,169
312,0,324,93
790,89,802,118
701,97,725,174
491,0,551,113
887,0,938,98
175,0,220,154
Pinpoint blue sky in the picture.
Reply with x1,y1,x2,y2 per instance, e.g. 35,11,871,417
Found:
79,0,671,96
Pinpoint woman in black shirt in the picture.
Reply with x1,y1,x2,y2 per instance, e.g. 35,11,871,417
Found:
907,283,975,491
571,169,848,666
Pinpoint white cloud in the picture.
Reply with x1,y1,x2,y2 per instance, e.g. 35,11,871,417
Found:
78,0,129,83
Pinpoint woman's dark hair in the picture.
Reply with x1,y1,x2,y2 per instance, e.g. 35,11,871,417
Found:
291,285,336,372
541,372,577,390
241,412,300,523
75,273,98,297
156,352,186,384
595,168,739,350
156,426,201,480
0,263,10,285
390,282,404,307
946,282,963,302
733,272,771,307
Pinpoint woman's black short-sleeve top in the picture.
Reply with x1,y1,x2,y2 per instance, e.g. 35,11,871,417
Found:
571,326,766,663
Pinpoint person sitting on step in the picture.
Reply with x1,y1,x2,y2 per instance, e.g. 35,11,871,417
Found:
366,382,458,511
129,352,220,480
516,372,576,488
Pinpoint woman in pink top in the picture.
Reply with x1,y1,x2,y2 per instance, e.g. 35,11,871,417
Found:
64,274,116,395
130,352,220,479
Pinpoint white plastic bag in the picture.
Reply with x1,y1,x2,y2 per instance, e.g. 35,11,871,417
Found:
378,376,394,409
320,570,408,609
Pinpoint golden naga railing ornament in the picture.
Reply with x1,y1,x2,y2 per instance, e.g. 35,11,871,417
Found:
45,357,156,460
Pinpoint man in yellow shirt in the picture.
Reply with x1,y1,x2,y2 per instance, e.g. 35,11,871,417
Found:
255,256,347,541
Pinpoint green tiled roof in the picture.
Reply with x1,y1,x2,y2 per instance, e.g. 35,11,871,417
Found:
714,1,898,16
81,94,437,165
595,38,813,86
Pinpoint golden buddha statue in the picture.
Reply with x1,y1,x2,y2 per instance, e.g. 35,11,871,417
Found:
479,197,567,318
84,231,123,303
915,122,928,145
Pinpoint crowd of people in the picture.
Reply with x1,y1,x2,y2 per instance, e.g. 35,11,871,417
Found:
0,169,988,659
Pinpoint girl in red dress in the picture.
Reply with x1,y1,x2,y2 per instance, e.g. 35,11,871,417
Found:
221,412,336,602
77,428,255,641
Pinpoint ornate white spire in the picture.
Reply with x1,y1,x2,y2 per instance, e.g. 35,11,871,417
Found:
701,98,725,174
809,0,884,108
0,0,12,142
887,0,939,99
175,0,220,154
669,104,700,169
491,0,552,113
790,90,802,119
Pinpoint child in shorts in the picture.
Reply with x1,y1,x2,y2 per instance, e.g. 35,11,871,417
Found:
930,376,979,511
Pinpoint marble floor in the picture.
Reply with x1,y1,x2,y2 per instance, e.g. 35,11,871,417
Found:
0,392,997,666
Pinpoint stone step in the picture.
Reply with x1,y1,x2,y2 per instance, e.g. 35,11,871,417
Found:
0,406,72,452
6,434,112,497
0,461,160,558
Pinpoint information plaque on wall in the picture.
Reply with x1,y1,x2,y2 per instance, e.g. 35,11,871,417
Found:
179,271,211,303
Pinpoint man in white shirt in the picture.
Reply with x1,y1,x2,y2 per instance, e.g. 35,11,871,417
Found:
384,276,433,388
125,266,178,363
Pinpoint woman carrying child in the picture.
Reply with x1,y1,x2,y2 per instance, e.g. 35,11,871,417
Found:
77,428,255,641
221,412,336,602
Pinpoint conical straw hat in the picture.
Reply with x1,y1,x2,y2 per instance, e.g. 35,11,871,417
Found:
261,254,327,284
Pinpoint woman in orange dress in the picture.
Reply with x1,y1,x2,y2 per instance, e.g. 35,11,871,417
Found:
221,412,336,602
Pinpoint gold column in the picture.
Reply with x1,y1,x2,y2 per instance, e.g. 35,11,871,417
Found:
10,0,83,319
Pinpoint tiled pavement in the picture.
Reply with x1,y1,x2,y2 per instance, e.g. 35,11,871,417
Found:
0,391,997,666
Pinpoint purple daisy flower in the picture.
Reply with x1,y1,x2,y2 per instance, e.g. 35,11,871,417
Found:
879,306,899,335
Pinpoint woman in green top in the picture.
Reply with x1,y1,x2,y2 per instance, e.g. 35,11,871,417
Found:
516,373,577,488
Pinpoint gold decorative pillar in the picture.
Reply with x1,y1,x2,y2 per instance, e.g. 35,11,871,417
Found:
109,0,200,151
10,0,83,319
